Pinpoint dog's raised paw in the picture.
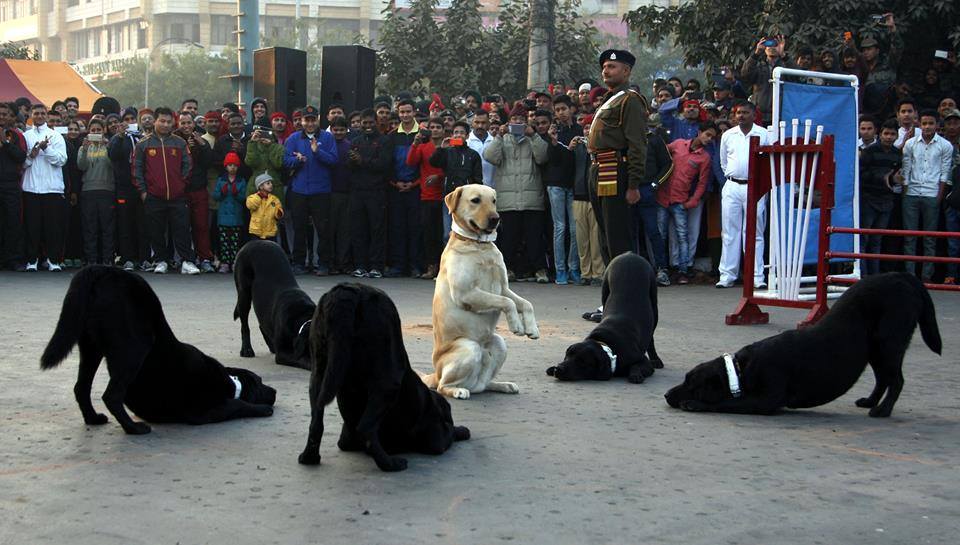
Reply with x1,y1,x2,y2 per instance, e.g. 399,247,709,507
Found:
298,451,321,465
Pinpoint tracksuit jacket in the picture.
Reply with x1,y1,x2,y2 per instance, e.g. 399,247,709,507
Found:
133,133,192,200
284,130,338,195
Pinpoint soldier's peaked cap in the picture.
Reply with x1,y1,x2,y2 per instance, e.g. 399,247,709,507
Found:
599,49,636,68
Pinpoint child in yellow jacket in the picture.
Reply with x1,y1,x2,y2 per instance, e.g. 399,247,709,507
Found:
246,173,284,240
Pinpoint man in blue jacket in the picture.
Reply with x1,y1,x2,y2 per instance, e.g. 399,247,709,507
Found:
284,105,339,275
385,98,421,277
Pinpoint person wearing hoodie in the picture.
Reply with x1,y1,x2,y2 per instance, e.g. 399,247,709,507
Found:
133,106,199,275
250,97,270,129
284,105,338,275
76,118,115,266
483,104,550,282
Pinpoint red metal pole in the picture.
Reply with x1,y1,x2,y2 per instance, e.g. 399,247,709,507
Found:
827,275,960,292
826,251,960,264
828,226,960,239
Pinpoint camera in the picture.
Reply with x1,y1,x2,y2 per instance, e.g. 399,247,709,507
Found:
507,124,526,137
870,14,885,23
522,98,537,111
87,133,103,142
253,125,273,135
126,123,139,134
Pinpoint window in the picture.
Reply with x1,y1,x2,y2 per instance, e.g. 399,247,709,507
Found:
74,31,88,59
137,24,146,49
211,15,233,46
170,23,184,39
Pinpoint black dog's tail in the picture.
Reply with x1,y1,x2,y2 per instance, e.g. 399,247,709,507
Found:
40,267,101,369
316,285,362,407
915,280,942,355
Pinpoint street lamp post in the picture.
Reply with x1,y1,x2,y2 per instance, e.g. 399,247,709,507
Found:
144,37,204,107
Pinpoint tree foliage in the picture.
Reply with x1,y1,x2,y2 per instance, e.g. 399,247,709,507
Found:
95,50,235,111
378,0,600,99
1,41,40,60
625,0,960,76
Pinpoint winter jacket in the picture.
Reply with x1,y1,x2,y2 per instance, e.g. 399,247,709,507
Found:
77,142,115,193
182,133,211,192
108,131,140,197
0,129,27,190
331,138,353,193
388,127,419,182
859,142,901,209
542,122,582,190
571,141,591,201
428,144,483,195
134,133,192,200
244,139,288,201
213,132,251,180
644,131,674,189
483,133,549,211
349,131,391,191
406,140,444,201
22,124,67,195
246,191,284,238
211,175,247,227
284,130,337,195
741,54,795,115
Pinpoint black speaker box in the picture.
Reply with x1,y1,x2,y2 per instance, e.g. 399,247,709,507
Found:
254,47,307,117
320,45,376,118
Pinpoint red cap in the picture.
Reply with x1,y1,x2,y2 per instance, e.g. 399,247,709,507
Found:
223,151,242,167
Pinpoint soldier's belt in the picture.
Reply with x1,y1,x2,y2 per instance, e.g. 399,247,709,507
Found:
593,150,623,197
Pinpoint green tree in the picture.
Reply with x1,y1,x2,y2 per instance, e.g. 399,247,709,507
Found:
551,0,601,90
1,41,40,60
95,50,235,111
378,0,443,96
440,0,486,96
625,0,960,75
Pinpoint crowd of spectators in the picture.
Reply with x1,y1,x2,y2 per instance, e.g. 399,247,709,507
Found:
0,14,958,286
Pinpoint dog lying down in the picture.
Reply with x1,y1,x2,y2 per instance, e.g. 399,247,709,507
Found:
40,266,276,434
234,240,315,370
665,273,941,417
548,252,663,383
299,283,470,472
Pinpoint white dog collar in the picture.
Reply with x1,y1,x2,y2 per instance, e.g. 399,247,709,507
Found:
451,220,497,243
229,375,242,400
298,320,312,336
723,353,742,398
596,341,617,374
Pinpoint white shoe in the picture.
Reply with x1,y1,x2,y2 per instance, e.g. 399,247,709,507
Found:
154,261,168,274
25,260,38,272
755,281,768,289
46,259,63,272
715,280,734,289
180,261,200,275
122,260,135,271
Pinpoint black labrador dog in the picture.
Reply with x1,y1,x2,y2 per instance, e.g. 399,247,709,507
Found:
298,283,470,472
665,273,942,417
40,266,276,435
234,240,315,370
547,252,663,383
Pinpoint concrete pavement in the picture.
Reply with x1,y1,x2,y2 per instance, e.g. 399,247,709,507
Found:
1,270,958,544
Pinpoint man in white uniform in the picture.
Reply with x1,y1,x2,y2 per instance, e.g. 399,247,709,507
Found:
717,101,773,288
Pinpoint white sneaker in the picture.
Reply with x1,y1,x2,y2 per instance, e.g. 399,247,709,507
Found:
25,260,38,272
715,280,734,289
46,259,63,272
180,261,200,275
122,261,135,271
154,261,168,274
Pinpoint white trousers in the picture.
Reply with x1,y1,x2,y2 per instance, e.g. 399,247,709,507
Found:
668,200,704,269
719,181,766,284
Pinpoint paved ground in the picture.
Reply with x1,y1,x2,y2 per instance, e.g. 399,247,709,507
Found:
1,270,958,545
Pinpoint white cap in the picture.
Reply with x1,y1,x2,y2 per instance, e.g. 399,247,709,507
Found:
578,83,591,93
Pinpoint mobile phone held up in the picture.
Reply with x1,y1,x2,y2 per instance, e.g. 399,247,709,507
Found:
508,124,526,137
762,38,778,48
449,137,464,147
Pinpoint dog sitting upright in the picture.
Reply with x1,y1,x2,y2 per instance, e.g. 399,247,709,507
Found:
40,266,276,435
299,283,470,472
665,273,942,417
234,240,315,370
420,185,540,399
547,252,663,383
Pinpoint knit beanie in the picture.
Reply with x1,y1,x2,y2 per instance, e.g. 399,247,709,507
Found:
255,172,273,189
223,151,242,167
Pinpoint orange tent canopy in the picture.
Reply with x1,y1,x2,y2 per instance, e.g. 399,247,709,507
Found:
0,59,104,113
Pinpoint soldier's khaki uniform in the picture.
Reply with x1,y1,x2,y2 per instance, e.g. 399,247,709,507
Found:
587,82,648,262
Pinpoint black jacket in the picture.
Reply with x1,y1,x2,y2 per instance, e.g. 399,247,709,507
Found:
644,131,673,187
428,145,483,194
859,142,901,208
349,131,391,191
542,122,583,189
108,132,140,196
182,133,211,192
0,131,26,190
213,132,251,180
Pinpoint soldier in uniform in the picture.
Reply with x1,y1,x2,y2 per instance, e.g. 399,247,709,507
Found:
587,49,648,263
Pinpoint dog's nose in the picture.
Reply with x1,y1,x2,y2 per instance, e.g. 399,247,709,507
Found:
488,215,500,228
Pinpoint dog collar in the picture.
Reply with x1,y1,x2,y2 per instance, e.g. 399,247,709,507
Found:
723,353,742,398
451,220,497,243
298,320,312,336
229,374,242,400
596,341,617,374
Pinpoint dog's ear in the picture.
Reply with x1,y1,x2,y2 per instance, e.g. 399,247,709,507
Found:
444,186,463,215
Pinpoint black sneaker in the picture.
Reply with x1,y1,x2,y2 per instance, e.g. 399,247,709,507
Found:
368,269,383,279
291,264,309,275
351,268,367,278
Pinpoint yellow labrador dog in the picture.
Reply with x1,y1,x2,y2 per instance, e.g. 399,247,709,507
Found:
421,185,539,399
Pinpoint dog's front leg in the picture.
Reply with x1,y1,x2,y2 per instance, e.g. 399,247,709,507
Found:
679,396,781,415
298,378,325,465
456,288,524,336
503,289,539,339
356,396,408,472
190,399,274,425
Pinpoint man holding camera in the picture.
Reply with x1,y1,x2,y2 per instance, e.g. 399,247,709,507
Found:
587,49,648,264
741,34,793,118
177,111,215,272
